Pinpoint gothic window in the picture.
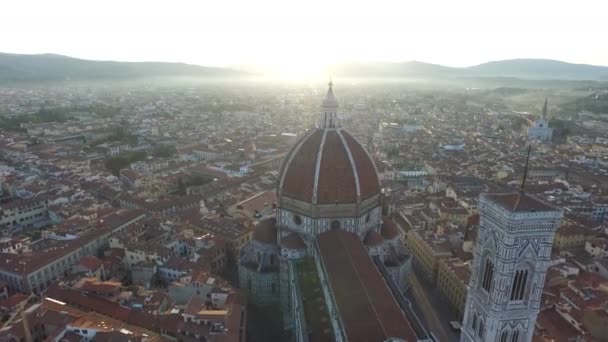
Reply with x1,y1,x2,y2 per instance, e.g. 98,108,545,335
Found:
511,330,520,342
471,313,477,331
365,214,370,223
481,259,494,292
270,254,275,265
478,320,484,338
271,283,276,294
510,269,529,301
293,215,302,226
331,220,340,230
500,330,509,342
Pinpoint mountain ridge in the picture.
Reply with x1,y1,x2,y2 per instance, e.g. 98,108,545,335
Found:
0,52,246,82
1,52,608,82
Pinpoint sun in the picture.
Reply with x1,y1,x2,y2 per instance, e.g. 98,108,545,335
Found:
261,55,332,81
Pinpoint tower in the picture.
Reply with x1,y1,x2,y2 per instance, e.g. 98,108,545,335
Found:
460,191,563,342
318,79,340,128
527,98,553,143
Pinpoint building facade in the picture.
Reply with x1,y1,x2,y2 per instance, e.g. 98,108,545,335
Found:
460,193,563,342
527,99,553,143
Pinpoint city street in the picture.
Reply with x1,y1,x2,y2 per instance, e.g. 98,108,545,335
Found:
407,272,460,342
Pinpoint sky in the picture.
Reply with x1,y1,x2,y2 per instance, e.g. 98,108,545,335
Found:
2,0,608,78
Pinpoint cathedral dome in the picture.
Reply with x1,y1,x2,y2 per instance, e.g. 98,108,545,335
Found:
381,217,400,239
364,230,384,246
279,128,380,205
252,218,277,245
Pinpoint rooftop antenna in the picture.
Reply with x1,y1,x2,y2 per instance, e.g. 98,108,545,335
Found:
513,144,532,210
520,144,532,192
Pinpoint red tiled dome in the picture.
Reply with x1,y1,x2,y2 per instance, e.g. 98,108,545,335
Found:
380,217,400,239
252,218,277,244
281,233,306,250
364,230,384,246
279,128,380,205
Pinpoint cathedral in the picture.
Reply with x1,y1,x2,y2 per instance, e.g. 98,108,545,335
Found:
238,82,418,341
527,99,553,143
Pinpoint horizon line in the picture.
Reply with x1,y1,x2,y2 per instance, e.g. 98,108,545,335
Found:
2,51,608,69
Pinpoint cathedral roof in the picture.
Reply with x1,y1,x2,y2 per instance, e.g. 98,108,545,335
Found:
279,129,380,204
316,229,418,342
364,230,384,246
380,216,400,239
280,233,306,250
252,218,277,244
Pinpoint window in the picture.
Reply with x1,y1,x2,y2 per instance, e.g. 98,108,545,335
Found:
293,215,302,226
500,330,509,342
271,283,276,294
471,313,477,331
481,259,494,292
511,330,520,342
510,269,529,301
331,220,340,230
478,320,484,338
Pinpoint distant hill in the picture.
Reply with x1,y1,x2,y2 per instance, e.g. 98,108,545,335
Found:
0,53,246,82
2,53,608,82
333,59,608,81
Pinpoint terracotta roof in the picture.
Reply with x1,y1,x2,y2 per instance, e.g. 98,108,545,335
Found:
363,230,384,246
535,308,581,341
252,218,277,245
77,256,103,271
380,216,400,239
280,128,380,205
0,293,28,310
316,131,357,203
317,229,417,342
341,131,380,201
280,233,305,249
280,130,323,202
484,192,558,212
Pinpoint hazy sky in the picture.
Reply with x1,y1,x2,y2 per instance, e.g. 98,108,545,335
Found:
3,0,607,77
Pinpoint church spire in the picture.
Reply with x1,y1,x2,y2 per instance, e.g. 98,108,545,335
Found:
319,78,340,128
542,97,548,119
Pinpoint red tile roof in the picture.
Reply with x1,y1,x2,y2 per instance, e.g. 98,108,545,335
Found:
485,192,558,212
77,256,103,271
281,130,323,202
280,233,305,249
0,293,28,310
280,129,380,205
341,131,380,201
364,230,384,246
317,230,417,342
380,216,400,239
252,218,277,245
316,131,357,203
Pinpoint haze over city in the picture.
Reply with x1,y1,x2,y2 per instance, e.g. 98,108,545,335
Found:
3,0,608,79
1,2,608,342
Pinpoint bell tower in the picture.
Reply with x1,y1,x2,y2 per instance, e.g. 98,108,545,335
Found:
460,191,562,342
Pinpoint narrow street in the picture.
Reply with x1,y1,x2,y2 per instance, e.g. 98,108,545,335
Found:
407,272,460,342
